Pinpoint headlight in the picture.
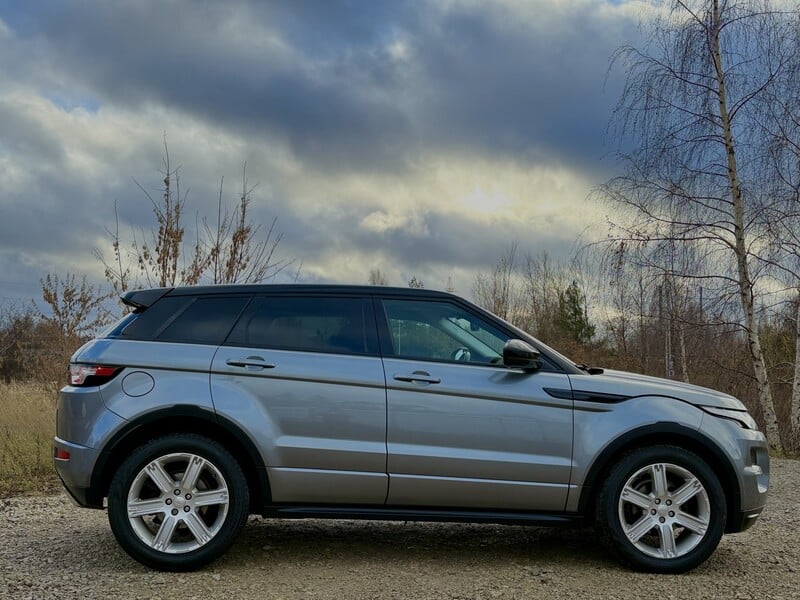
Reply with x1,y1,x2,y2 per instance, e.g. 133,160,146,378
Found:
699,405,758,430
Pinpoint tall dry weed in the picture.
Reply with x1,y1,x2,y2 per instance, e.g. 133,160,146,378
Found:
0,382,58,495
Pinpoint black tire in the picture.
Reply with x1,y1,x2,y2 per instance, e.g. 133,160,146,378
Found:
597,445,726,574
108,433,249,571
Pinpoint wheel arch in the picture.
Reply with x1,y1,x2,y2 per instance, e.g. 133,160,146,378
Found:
578,423,741,533
91,406,270,513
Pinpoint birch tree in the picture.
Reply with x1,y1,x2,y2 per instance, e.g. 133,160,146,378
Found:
759,33,800,447
601,0,800,451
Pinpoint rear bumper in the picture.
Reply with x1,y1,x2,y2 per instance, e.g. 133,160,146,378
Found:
53,436,104,509
57,477,104,508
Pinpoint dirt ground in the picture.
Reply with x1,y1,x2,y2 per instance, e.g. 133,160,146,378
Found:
1,459,798,599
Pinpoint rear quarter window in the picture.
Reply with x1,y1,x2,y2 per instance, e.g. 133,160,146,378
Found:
119,296,193,340
101,312,138,338
157,296,250,345
119,295,250,345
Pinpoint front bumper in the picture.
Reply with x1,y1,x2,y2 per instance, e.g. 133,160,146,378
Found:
729,507,764,533
699,413,770,533
727,431,770,532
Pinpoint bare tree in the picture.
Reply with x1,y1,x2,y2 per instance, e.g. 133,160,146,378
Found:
601,0,800,451
472,243,525,324
40,273,110,338
95,139,208,292
520,251,567,342
93,201,132,298
368,268,389,285
96,140,293,308
0,300,37,361
759,45,800,446
205,165,290,284
132,141,209,287
0,303,46,383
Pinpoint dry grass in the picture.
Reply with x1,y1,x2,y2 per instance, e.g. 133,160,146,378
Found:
0,382,60,496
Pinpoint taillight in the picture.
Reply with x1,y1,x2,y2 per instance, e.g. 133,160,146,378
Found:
69,364,122,386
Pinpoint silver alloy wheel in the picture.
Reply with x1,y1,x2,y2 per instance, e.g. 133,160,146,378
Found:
618,462,711,559
126,452,230,554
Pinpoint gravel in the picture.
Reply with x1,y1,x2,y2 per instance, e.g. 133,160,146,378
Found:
1,459,799,600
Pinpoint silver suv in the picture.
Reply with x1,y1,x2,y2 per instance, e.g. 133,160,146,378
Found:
54,285,769,573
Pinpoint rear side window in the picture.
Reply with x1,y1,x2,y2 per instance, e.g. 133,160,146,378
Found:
119,296,193,340
157,296,250,345
119,295,249,345
226,296,377,355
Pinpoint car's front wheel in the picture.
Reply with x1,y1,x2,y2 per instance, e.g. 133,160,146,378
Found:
597,445,726,573
108,433,249,571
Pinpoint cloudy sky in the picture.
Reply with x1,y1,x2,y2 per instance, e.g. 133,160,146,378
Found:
0,0,649,305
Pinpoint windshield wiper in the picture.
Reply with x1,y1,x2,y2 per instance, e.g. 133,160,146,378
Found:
576,363,604,375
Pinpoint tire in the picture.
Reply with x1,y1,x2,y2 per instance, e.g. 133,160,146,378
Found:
597,445,726,574
108,433,249,571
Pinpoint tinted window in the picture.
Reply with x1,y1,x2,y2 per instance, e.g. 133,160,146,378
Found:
227,296,374,355
119,296,193,340
101,312,138,338
157,296,250,345
381,299,509,365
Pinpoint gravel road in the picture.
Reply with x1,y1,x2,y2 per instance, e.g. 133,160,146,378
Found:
2,459,798,600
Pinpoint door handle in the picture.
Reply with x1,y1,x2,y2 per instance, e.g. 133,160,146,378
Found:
393,371,441,384
226,356,276,370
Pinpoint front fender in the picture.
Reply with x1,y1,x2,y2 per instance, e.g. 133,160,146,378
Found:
567,396,736,516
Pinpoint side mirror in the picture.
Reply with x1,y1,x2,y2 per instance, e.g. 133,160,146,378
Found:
503,339,541,371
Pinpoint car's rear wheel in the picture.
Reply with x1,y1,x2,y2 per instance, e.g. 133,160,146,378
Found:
597,445,726,573
108,434,249,571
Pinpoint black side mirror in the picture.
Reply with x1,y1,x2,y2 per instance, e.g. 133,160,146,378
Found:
503,339,541,371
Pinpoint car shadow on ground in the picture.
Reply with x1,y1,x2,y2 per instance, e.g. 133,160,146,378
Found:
222,518,615,569
26,505,744,576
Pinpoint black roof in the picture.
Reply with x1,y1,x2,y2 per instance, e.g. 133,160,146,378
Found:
122,284,456,309
118,282,583,375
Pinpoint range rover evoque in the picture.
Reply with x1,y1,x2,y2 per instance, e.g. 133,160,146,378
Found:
54,285,769,573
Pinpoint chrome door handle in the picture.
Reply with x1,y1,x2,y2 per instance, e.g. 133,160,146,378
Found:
393,372,441,384
226,357,276,370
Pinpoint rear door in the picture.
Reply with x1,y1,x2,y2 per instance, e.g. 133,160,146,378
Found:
210,294,388,504
378,297,574,511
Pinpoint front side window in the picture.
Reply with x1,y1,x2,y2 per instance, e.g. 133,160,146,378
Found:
226,296,374,355
381,299,510,365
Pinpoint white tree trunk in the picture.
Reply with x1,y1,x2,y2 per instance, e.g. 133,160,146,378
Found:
711,0,782,451
679,325,690,384
791,294,800,448
741,292,782,450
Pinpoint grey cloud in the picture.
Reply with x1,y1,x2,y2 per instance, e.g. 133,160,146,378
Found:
0,0,631,303
3,1,416,173
2,1,638,175
272,198,579,281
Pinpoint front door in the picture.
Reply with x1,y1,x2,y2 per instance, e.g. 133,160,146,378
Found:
378,297,574,511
